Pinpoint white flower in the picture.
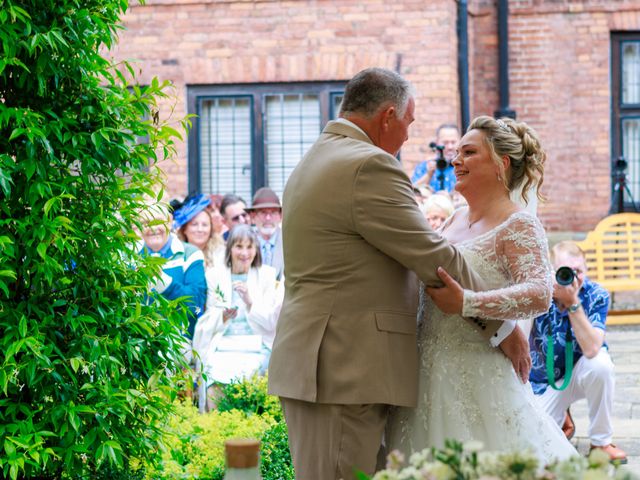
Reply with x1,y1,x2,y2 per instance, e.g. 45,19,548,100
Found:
386,449,406,471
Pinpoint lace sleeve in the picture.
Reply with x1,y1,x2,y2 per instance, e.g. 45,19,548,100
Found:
462,213,553,321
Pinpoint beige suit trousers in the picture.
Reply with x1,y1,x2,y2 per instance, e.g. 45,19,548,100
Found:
280,397,388,480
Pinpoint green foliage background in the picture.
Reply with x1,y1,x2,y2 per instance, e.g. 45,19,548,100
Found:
0,1,191,478
143,376,295,480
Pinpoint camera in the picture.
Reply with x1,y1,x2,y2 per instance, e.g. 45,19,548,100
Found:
429,142,449,171
555,266,576,286
613,157,628,173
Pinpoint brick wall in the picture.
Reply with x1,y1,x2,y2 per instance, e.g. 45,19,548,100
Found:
469,1,640,231
111,0,463,200
110,0,640,232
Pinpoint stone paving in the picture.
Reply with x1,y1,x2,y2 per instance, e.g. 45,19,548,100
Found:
569,325,640,473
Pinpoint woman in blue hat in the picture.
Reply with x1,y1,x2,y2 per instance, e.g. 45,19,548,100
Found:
174,194,225,270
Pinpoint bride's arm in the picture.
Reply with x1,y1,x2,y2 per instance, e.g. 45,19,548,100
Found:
462,214,553,321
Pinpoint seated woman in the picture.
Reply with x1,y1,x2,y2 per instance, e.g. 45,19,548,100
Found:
193,224,279,409
173,194,225,270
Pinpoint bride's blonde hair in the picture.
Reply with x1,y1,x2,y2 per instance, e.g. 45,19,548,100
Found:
467,115,546,205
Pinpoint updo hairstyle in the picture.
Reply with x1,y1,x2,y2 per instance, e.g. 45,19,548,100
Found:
467,115,546,204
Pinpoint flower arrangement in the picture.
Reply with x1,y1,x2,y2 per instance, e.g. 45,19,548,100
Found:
360,440,638,480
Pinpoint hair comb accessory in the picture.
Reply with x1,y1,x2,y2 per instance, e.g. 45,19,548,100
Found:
496,119,510,133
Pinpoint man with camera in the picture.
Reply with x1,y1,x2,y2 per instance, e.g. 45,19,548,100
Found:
411,123,459,192
528,241,627,463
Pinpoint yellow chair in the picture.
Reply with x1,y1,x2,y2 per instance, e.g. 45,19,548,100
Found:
576,213,640,324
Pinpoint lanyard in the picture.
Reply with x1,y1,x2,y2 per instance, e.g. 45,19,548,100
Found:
545,307,574,391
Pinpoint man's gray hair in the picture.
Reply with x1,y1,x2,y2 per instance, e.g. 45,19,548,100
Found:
339,68,413,119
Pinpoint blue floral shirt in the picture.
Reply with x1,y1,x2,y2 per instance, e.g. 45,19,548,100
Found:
529,278,609,394
410,161,457,192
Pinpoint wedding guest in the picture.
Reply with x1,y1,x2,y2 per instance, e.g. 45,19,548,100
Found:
138,202,206,340
412,123,460,192
220,194,249,240
529,241,626,463
174,194,225,270
247,187,284,281
194,225,278,409
207,194,226,238
422,193,454,230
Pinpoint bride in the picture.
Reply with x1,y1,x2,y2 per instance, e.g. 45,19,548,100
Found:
387,116,577,463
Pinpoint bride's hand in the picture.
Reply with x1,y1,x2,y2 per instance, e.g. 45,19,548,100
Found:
425,267,464,314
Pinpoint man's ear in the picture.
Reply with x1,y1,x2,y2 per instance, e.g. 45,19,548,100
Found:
379,105,396,132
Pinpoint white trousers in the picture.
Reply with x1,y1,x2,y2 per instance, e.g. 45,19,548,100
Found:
537,347,615,446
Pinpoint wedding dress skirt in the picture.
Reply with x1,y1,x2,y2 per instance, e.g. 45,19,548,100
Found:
387,212,577,465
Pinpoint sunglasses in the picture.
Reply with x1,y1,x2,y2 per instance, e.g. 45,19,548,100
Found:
231,212,249,222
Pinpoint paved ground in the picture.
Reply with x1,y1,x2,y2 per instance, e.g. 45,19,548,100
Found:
570,324,640,473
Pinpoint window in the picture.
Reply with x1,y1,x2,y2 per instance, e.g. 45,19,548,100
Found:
612,33,640,210
187,83,345,201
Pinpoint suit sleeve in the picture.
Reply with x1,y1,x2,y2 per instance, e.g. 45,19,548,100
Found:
353,153,485,290
352,152,500,340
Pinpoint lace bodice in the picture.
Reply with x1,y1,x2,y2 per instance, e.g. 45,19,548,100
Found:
459,211,552,322
387,210,576,464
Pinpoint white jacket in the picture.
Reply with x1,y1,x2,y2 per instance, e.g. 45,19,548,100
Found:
192,264,279,362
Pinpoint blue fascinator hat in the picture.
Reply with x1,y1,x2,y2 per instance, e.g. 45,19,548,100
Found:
173,194,211,229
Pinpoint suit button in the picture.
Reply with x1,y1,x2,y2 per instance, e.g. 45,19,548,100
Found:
481,325,486,330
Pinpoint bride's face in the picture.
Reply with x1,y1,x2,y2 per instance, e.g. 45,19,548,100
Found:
452,129,504,197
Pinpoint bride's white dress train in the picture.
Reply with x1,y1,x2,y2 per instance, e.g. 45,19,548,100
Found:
387,211,577,464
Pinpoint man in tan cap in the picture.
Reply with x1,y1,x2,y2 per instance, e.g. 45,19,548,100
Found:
247,187,284,281
268,67,530,479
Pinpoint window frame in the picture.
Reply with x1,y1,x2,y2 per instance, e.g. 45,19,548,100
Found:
611,32,640,209
187,81,346,196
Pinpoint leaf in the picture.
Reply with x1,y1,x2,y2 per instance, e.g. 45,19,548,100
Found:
0,270,16,280
36,243,47,259
18,316,26,337
69,357,81,373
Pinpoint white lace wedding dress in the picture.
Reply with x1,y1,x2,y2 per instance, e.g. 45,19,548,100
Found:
387,211,577,464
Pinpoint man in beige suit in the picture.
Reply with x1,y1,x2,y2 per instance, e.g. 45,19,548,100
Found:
268,68,530,480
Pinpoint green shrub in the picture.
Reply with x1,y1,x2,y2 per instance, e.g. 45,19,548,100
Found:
141,375,295,480
143,401,275,480
217,374,282,420
0,1,190,478
260,420,295,480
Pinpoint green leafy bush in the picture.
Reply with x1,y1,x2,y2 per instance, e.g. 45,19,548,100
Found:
141,375,295,480
217,374,282,420
0,1,190,478
260,420,295,480
143,401,275,480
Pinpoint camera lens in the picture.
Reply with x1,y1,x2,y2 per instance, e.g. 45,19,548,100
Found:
555,266,575,286
436,159,448,170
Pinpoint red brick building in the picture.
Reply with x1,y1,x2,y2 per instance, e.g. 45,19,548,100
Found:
110,0,640,232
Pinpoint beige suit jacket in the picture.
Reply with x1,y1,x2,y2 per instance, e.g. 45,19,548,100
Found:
268,120,500,407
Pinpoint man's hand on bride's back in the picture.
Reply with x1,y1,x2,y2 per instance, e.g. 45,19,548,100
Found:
499,327,532,383
424,266,464,314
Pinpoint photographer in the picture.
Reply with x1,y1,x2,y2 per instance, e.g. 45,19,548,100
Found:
411,123,459,192
528,241,626,463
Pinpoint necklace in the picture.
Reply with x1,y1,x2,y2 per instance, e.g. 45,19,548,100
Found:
467,215,481,229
